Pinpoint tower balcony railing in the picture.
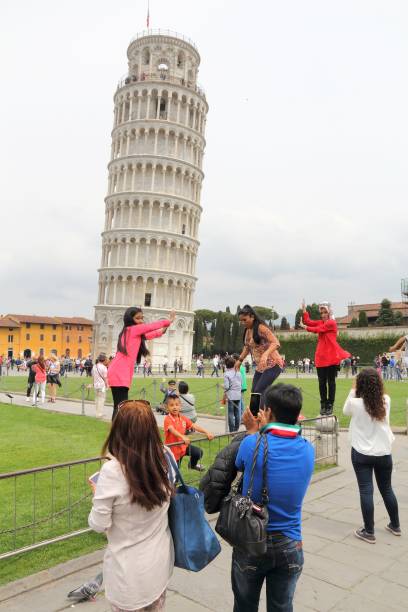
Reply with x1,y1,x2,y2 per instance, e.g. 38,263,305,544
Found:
129,29,198,51
117,72,206,99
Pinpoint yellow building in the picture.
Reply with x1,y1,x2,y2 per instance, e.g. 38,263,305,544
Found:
0,314,93,359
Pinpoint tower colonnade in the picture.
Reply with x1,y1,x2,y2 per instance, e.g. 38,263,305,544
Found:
107,159,203,204
104,196,201,237
94,30,208,365
111,125,205,167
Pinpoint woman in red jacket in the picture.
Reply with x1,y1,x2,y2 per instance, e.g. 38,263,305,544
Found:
108,307,176,420
299,301,350,415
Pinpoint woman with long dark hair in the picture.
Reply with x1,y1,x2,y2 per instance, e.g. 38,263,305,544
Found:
108,307,175,419
32,355,47,406
299,300,350,415
89,400,175,611
235,305,284,401
343,368,400,544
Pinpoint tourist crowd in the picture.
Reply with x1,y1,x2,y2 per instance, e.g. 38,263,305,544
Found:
60,304,404,612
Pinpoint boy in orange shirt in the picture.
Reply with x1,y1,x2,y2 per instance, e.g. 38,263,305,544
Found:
164,395,214,471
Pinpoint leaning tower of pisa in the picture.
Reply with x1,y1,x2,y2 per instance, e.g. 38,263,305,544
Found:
93,30,208,366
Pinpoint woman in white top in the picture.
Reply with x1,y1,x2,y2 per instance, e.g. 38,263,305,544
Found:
92,354,109,419
343,367,401,544
47,354,61,403
89,400,174,611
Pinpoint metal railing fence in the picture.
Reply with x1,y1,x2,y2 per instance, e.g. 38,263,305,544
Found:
0,416,337,560
129,29,199,51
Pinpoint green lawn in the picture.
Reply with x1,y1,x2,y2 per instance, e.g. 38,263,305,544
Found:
1,374,407,427
0,403,232,585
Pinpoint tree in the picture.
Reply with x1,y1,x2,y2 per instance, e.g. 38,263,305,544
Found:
213,311,225,354
306,303,320,320
376,299,394,326
194,309,217,324
253,306,279,326
210,320,216,338
280,316,290,331
295,309,303,329
222,314,233,353
349,317,359,328
358,310,368,327
231,316,242,353
394,311,403,326
193,315,204,354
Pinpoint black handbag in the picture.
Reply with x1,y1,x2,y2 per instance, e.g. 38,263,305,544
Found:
215,433,269,556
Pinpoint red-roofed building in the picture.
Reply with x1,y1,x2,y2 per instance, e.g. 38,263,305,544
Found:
0,314,93,359
337,302,408,329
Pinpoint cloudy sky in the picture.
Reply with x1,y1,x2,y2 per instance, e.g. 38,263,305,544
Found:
1,0,407,320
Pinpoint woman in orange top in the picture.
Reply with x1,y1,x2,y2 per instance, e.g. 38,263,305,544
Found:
236,305,284,405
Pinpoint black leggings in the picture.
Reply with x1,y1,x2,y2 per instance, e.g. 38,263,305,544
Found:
27,378,35,397
252,365,282,406
111,386,129,420
316,365,338,404
352,448,400,533
179,445,203,469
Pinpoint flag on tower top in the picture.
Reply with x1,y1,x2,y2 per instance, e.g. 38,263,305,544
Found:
147,1,150,28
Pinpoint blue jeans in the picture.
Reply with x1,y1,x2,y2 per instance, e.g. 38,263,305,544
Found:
351,448,400,533
252,365,282,407
231,534,303,612
228,399,241,432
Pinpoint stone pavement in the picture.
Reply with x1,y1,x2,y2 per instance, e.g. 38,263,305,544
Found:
0,391,230,435
1,431,408,611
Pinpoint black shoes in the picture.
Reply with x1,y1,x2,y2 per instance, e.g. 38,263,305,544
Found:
385,523,402,536
320,401,334,416
354,528,376,544
325,402,334,416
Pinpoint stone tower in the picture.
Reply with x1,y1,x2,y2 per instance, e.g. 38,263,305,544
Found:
93,30,208,366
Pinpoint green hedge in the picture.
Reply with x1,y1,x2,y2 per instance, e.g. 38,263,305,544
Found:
278,333,401,364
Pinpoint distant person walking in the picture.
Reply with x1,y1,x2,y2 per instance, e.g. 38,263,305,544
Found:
108,307,175,420
343,368,401,543
299,300,350,415
211,355,219,377
47,354,61,403
236,305,284,405
32,355,47,406
25,357,37,402
92,354,109,419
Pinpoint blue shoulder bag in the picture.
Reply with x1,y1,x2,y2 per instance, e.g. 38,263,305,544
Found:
165,450,221,572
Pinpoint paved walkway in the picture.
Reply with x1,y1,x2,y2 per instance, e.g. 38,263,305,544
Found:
1,429,408,611
0,391,231,434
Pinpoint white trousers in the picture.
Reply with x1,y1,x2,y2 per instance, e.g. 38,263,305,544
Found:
95,388,106,418
33,382,46,404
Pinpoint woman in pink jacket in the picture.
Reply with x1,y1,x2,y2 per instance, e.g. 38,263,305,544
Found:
108,307,176,419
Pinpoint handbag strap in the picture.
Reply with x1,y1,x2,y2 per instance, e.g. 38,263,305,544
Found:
164,448,188,490
247,434,269,505
261,434,269,504
246,434,263,498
